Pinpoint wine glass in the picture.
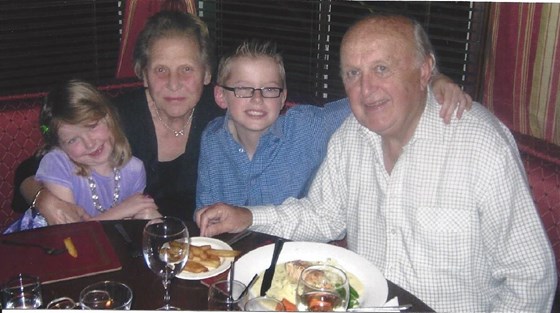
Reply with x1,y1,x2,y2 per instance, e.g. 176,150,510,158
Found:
142,216,190,310
295,264,350,312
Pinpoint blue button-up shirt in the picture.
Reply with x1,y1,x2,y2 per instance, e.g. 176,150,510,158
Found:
196,98,351,210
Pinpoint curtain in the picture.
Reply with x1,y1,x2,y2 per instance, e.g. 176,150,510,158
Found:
115,0,197,79
483,3,560,145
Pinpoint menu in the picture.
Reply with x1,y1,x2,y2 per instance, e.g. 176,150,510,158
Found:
0,221,121,284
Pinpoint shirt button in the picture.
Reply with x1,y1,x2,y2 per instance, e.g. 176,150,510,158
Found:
239,148,244,153
390,229,397,235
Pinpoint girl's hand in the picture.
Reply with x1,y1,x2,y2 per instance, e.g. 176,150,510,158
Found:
118,193,157,218
96,193,157,221
132,207,162,220
431,74,473,123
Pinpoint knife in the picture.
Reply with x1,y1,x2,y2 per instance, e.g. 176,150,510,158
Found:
347,304,412,312
114,223,142,258
226,230,251,246
260,238,284,296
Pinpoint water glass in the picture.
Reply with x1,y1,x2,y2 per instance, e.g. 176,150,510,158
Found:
208,280,247,311
1,273,42,309
244,296,285,311
46,297,77,309
142,216,190,310
79,281,133,310
296,264,350,312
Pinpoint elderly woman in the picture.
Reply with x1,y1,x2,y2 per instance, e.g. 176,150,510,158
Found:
114,11,224,220
14,11,224,222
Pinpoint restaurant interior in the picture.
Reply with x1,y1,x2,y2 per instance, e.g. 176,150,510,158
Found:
0,0,559,311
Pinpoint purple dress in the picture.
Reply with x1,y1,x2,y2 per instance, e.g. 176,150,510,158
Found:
4,149,146,234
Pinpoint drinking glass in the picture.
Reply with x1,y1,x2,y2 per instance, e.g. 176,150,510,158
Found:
244,296,285,311
46,297,77,309
295,264,350,312
142,216,190,310
79,281,133,310
1,273,42,309
207,280,247,311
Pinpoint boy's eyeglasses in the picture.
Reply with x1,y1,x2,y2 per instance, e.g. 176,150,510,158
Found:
219,86,283,98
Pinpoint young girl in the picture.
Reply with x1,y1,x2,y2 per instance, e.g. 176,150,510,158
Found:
4,79,160,233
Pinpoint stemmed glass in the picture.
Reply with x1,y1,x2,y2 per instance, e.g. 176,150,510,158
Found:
296,264,350,312
142,216,190,310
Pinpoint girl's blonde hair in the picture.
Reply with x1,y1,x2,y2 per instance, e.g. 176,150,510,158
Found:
39,79,131,176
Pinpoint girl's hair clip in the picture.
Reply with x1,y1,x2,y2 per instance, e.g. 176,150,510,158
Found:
40,125,49,134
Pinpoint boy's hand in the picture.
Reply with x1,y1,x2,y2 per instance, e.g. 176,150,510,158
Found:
432,74,473,123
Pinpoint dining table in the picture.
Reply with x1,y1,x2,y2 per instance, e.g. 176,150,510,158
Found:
15,219,434,311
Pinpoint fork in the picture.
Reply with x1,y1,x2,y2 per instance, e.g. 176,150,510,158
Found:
0,239,67,255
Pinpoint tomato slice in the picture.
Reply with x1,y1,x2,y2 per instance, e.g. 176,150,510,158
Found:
280,298,297,311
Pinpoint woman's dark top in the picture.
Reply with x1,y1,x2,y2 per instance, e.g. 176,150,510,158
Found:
113,86,224,221
12,155,42,213
11,85,224,222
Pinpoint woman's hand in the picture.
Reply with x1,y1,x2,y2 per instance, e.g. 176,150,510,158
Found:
35,188,90,224
431,74,473,123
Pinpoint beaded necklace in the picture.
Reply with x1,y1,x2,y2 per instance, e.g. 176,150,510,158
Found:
88,168,121,213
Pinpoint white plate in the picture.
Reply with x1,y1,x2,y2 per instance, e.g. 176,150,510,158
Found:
176,237,234,280
235,241,388,307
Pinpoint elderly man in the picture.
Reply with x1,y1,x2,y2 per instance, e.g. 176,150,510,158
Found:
196,15,556,312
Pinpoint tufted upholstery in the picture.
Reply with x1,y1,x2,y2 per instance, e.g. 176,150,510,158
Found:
511,131,560,310
513,131,560,277
0,81,143,230
0,95,43,228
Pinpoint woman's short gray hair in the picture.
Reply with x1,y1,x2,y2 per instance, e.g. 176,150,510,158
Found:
133,10,214,79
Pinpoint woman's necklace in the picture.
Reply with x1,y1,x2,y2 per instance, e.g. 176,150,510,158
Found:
154,105,195,137
88,168,121,213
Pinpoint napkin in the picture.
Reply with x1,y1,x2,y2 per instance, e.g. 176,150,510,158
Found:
201,270,230,287
384,296,399,307
366,297,401,312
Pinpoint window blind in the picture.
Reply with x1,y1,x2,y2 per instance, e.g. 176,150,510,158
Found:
0,1,488,101
0,0,122,96
199,0,489,104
